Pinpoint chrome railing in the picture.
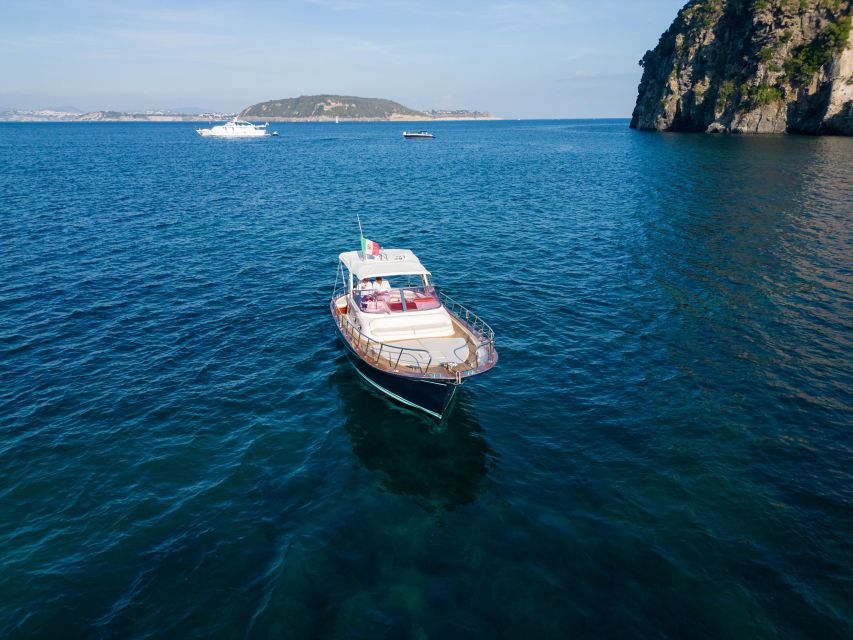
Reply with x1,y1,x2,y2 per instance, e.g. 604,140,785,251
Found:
331,283,497,379
330,294,434,375
438,290,496,368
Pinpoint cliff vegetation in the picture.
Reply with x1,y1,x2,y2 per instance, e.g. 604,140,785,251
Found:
241,95,424,120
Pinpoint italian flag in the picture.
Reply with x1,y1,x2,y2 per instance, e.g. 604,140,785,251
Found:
361,236,381,256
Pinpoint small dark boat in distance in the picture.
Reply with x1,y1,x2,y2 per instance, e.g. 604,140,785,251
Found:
331,248,497,419
403,131,435,139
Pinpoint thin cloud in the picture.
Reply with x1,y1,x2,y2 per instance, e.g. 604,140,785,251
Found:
487,1,581,27
556,70,638,83
351,40,391,53
113,29,236,49
307,0,367,10
84,1,243,28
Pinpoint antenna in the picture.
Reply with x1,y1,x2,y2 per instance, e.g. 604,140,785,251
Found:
356,213,364,259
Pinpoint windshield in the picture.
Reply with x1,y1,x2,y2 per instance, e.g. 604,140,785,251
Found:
353,285,441,314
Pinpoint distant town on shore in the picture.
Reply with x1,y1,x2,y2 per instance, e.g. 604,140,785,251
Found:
0,95,496,122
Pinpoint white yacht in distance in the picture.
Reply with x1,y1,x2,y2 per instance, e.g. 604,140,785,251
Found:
196,119,272,138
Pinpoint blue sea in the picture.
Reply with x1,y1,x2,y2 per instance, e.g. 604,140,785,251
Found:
1,120,851,638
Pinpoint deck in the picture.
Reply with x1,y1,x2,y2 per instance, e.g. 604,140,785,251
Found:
333,300,493,379
384,316,480,372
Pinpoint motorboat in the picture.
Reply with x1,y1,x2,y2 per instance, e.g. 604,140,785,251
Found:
403,131,434,139
196,119,271,138
331,247,497,419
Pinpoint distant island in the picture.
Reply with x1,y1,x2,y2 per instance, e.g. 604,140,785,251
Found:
0,95,496,123
632,0,852,135
240,95,496,121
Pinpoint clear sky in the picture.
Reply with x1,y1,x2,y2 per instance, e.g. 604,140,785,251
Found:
0,0,685,117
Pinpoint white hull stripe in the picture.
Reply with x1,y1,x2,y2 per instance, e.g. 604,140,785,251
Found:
350,364,449,419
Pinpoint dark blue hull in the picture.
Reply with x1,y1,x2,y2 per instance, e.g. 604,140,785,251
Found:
337,333,458,419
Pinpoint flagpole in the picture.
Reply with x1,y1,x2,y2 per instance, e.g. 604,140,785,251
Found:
356,213,364,259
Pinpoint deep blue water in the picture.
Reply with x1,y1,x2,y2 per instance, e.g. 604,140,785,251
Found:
1,120,851,638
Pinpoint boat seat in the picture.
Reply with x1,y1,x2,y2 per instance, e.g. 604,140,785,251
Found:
412,297,439,310
361,300,388,313
370,320,453,341
413,322,453,337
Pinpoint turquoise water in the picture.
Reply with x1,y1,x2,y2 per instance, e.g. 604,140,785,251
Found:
1,120,851,638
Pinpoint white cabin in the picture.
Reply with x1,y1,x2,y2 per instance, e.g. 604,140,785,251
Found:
337,249,455,342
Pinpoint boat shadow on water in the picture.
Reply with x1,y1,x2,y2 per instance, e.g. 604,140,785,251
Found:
329,359,497,512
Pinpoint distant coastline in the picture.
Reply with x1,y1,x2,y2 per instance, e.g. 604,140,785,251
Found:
0,113,209,123
1,95,500,123
239,114,499,123
0,114,500,123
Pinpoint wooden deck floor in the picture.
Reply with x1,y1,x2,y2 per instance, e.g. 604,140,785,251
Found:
355,316,481,377
334,296,492,378
386,317,479,370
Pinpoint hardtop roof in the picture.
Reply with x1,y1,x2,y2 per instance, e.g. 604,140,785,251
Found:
339,249,430,280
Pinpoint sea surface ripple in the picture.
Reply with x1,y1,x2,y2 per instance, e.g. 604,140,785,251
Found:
0,121,851,638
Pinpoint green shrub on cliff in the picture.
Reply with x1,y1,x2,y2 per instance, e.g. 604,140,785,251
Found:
819,0,843,10
748,83,784,104
716,80,735,109
826,14,852,47
784,16,852,83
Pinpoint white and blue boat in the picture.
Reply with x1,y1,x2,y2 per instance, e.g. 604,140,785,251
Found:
195,119,271,138
331,247,497,419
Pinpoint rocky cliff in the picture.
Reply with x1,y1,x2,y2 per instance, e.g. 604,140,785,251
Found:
631,0,852,134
